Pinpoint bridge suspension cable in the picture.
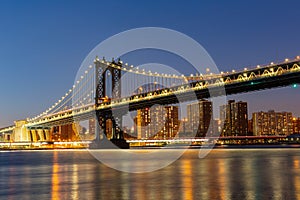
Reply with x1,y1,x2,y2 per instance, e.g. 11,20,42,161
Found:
27,55,300,124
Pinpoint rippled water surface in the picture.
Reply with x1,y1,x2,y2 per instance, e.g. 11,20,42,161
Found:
1,149,300,200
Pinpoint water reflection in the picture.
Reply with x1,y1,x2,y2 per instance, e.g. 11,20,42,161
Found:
294,157,300,200
241,158,255,199
216,159,229,199
180,159,193,200
71,164,79,200
1,149,300,200
51,151,59,200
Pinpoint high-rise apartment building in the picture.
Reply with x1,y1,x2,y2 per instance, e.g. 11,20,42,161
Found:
252,110,293,136
187,99,213,137
134,106,179,139
220,100,248,136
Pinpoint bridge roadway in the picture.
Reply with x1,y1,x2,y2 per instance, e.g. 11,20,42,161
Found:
23,59,300,128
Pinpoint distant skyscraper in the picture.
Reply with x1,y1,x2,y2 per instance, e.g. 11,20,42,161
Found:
134,106,179,139
89,118,96,135
252,110,293,136
220,100,248,136
187,99,213,137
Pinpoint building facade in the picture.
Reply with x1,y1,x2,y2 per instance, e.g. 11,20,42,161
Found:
187,99,213,137
252,110,293,136
220,100,248,136
292,117,300,134
134,105,179,139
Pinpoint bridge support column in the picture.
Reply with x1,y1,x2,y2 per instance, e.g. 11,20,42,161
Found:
90,111,129,149
91,58,128,149
30,129,38,142
95,114,108,141
108,110,128,148
44,129,50,141
37,129,45,141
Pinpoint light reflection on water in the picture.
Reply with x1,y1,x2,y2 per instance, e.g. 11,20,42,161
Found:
0,149,300,200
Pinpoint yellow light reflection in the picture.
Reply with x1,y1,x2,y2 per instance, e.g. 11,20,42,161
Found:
217,159,227,199
181,159,193,200
293,158,300,200
51,151,59,200
269,159,283,199
71,164,79,200
242,158,255,199
293,159,299,169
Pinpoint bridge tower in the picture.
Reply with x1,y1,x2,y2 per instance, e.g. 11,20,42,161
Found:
93,57,128,148
95,57,122,101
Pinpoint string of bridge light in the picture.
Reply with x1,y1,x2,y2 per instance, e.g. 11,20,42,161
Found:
29,65,94,121
99,55,300,79
29,55,300,121
95,57,188,80
49,72,94,115
72,73,94,108
220,56,300,75
49,66,93,113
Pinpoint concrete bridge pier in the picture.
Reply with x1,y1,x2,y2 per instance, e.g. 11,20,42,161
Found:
37,129,45,141
30,129,38,142
13,120,31,142
44,129,50,141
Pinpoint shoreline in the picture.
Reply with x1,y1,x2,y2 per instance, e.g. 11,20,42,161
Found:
1,143,300,151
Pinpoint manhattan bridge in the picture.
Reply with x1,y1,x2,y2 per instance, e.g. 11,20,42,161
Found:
1,56,300,148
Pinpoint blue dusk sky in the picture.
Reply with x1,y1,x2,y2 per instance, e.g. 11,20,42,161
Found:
0,0,299,127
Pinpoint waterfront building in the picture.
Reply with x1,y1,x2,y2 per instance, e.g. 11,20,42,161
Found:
252,110,293,136
187,99,213,137
163,106,179,139
220,100,248,136
134,106,179,139
51,123,79,141
292,117,300,134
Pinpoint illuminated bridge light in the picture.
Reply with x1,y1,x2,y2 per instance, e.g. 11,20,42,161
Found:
6,56,299,132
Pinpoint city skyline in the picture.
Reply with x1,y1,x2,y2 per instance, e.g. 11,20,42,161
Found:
1,1,300,127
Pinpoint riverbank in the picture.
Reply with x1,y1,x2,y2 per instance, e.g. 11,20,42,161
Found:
1,142,300,150
130,143,300,149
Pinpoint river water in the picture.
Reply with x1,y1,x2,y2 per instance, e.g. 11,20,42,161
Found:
1,149,300,200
